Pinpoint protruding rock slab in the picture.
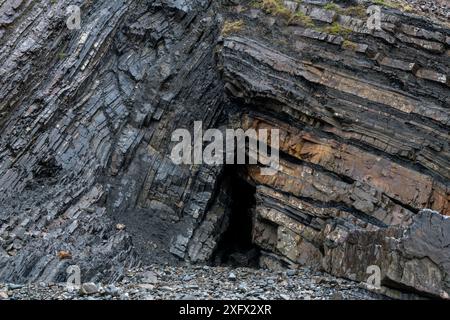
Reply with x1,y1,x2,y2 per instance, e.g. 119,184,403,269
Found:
323,209,450,299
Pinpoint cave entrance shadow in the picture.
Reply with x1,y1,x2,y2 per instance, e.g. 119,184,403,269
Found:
212,165,261,268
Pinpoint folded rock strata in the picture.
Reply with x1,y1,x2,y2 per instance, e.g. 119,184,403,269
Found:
0,0,449,298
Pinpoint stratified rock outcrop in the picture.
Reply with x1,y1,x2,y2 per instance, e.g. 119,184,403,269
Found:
0,0,225,282
0,0,449,299
219,0,450,298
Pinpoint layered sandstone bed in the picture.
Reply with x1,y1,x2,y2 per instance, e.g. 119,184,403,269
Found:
0,0,449,299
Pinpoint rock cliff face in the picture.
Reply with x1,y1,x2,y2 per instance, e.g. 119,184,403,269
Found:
0,0,449,298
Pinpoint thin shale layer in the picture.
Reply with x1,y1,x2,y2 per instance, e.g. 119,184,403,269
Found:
0,0,449,299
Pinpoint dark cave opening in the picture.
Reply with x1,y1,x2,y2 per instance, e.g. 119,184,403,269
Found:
212,166,261,267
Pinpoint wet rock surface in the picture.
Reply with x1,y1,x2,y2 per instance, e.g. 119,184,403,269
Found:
0,265,386,300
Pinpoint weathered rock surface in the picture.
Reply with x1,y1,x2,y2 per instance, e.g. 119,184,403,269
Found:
0,0,449,299
323,209,450,299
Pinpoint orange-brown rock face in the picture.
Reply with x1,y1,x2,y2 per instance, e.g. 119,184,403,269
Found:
218,0,450,298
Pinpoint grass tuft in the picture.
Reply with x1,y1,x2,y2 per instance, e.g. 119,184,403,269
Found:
221,20,245,36
254,0,292,19
342,40,358,50
289,11,315,27
323,2,340,11
323,22,352,35
343,5,367,18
